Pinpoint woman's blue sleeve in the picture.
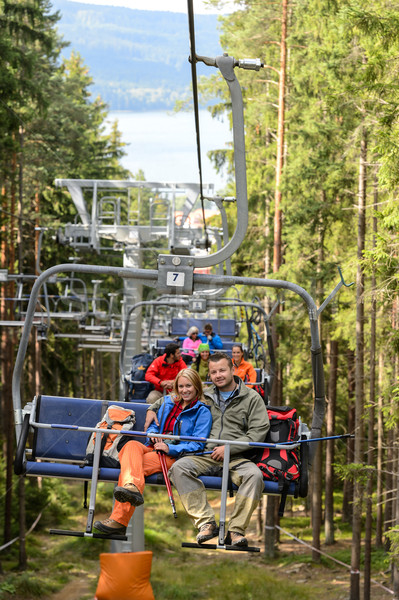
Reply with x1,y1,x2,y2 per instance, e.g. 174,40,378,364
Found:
145,401,167,442
167,407,212,458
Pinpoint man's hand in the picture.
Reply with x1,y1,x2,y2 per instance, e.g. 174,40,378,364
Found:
211,446,225,461
144,410,159,431
160,380,174,389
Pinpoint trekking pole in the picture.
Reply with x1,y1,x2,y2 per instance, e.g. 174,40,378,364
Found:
158,451,178,518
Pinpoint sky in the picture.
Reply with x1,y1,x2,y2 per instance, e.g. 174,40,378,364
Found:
68,0,236,14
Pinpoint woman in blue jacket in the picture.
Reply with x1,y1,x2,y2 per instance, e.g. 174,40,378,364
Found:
94,369,212,535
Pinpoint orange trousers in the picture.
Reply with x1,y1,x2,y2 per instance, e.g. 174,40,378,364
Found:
110,441,175,526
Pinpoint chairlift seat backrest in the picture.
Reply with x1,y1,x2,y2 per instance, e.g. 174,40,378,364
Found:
33,397,147,462
170,318,236,341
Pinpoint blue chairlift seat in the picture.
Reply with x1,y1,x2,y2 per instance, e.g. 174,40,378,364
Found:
18,395,300,496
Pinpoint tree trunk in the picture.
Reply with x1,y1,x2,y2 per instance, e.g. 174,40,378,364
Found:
273,0,287,273
391,303,398,595
342,348,355,523
311,217,325,561
18,477,27,570
264,495,277,557
350,128,367,600
325,338,338,545
264,195,271,277
265,0,288,555
18,127,24,271
3,167,16,545
384,428,394,550
393,420,399,598
363,177,377,599
111,352,116,402
375,350,384,548
311,442,322,562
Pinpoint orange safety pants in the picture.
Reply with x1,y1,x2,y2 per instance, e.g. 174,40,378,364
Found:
110,440,175,527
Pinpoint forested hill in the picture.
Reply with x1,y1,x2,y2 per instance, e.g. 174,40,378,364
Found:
51,0,222,110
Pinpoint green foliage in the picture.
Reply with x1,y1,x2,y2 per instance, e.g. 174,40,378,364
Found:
334,462,374,487
385,528,399,566
0,572,57,599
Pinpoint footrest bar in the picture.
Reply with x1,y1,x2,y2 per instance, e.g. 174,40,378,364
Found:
182,542,260,553
49,529,127,540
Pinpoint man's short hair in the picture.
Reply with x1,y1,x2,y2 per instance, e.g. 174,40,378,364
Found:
208,352,233,369
203,323,213,331
165,342,180,357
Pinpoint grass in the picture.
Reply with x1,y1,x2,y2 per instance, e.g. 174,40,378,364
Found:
151,557,314,600
0,481,394,599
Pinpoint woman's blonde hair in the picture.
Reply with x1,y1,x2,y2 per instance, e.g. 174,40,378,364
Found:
187,326,199,337
173,368,205,403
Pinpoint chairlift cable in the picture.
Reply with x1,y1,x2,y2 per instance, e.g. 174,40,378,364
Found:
187,0,210,250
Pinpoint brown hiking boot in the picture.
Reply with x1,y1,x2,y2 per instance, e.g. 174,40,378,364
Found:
114,483,144,506
93,518,126,536
225,531,248,547
196,521,219,544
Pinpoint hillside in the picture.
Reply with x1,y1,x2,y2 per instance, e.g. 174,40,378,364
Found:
51,0,223,110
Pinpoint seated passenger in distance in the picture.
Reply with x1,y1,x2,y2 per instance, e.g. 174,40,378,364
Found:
232,344,257,386
145,343,187,403
146,352,269,548
181,326,202,364
199,322,223,350
190,343,210,382
94,369,212,536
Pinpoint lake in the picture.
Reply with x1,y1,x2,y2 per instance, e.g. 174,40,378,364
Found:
107,109,232,191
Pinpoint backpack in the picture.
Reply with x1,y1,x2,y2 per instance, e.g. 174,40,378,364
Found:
126,353,154,400
253,406,301,516
84,405,136,468
252,383,265,399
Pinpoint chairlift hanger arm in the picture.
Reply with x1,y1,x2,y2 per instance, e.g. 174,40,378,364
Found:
186,0,208,248
185,38,264,268
317,267,354,317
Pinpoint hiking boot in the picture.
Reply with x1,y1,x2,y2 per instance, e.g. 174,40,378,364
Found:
225,531,248,547
114,483,144,506
93,518,126,536
196,521,219,544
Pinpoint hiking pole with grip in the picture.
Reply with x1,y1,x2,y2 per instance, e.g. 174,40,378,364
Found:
158,451,178,518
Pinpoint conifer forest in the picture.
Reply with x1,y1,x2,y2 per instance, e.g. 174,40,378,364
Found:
0,1,398,599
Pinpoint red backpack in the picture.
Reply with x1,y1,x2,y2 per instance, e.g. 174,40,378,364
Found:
254,406,301,515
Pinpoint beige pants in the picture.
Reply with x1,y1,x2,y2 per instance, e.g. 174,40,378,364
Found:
146,389,164,404
169,455,264,535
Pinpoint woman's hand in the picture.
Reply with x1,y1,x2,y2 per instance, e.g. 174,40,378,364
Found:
154,441,169,454
149,436,163,445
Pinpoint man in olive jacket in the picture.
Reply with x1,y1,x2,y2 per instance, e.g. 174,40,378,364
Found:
146,352,269,547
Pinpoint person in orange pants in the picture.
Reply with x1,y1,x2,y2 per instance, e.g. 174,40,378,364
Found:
94,369,212,535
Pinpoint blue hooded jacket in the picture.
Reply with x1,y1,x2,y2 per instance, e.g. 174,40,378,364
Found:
146,395,212,458
199,331,223,350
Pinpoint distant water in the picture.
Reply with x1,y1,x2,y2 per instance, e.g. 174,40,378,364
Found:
107,109,232,192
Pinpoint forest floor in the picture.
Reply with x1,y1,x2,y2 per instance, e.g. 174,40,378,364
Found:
43,492,393,600
0,485,392,600
45,530,393,600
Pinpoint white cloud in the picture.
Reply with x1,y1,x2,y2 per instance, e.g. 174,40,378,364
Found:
67,0,236,14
